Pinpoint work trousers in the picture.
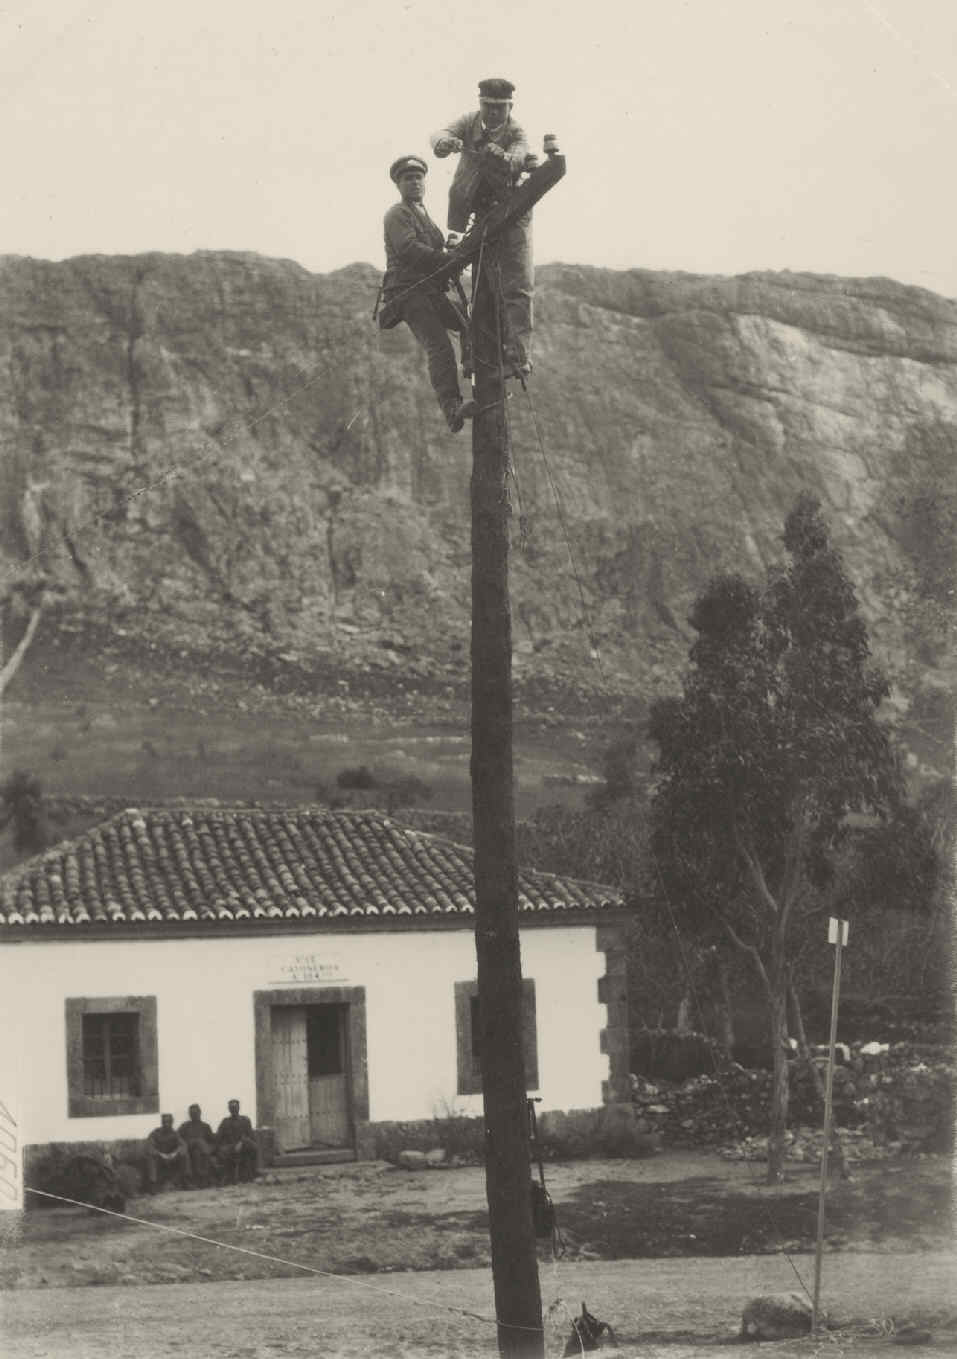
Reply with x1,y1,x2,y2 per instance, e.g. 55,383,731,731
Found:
495,212,533,367
220,1137,258,1183
400,290,467,427
184,1139,215,1187
145,1143,188,1188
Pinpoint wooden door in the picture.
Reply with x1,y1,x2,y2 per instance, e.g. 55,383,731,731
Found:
307,1005,351,1147
271,1006,310,1151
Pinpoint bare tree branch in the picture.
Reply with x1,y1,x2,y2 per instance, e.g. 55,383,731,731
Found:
735,829,780,918
0,603,43,697
778,811,808,933
720,914,770,991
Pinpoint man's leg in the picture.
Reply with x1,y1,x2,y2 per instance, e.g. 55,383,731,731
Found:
447,186,470,234
144,1145,159,1191
445,291,472,379
497,212,533,371
402,292,468,431
188,1141,211,1188
171,1147,189,1188
238,1138,259,1182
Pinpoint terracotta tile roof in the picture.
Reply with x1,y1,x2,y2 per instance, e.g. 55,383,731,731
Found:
0,806,622,929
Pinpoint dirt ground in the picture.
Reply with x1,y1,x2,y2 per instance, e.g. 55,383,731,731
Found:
1,1150,954,1356
1,1150,951,1291
2,1253,957,1359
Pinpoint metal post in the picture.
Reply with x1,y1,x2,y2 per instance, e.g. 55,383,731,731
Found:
812,917,847,1333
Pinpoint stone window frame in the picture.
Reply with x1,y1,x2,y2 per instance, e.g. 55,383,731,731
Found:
65,996,159,1118
454,978,539,1096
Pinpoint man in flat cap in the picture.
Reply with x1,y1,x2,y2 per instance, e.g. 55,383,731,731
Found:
381,155,475,434
431,78,533,378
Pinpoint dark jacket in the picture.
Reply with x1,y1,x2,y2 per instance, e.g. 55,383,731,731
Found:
178,1118,215,1146
147,1125,186,1156
216,1114,255,1146
382,201,447,299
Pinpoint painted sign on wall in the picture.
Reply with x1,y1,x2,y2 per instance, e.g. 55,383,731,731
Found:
271,953,348,985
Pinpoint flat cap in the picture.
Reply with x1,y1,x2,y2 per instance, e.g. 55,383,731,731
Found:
389,155,428,183
478,77,515,102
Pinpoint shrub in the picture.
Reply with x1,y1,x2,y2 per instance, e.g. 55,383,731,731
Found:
631,1027,729,1082
27,1147,129,1212
372,1113,485,1165
336,765,378,790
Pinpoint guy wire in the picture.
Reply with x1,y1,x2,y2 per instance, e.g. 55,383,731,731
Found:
23,1187,547,1339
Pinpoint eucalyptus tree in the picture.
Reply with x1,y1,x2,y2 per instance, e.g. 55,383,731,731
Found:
649,494,900,1181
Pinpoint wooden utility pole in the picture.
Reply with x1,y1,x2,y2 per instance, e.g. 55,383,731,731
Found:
470,249,543,1359
469,151,564,1359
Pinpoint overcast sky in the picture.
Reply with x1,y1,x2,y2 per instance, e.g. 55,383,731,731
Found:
3,0,956,297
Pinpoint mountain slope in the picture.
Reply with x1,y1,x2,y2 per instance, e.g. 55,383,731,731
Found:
1,252,953,768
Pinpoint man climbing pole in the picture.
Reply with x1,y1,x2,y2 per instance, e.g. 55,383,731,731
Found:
379,155,476,434
431,78,534,379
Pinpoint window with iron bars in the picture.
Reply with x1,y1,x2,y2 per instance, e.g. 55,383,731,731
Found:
82,1011,140,1098
66,996,159,1118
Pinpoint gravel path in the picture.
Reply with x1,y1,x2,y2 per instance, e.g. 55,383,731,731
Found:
3,1250,955,1359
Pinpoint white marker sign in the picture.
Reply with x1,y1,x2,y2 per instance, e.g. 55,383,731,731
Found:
827,917,849,946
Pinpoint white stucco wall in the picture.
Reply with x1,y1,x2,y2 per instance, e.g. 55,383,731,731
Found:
4,923,609,1147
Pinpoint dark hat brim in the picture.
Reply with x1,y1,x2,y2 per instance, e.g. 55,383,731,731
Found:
478,78,515,101
390,156,429,183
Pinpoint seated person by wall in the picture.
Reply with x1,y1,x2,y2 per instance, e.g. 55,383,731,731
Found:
144,1113,188,1191
177,1103,218,1187
215,1098,258,1182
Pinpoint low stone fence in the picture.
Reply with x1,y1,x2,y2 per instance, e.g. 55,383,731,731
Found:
373,1103,660,1166
629,1037,954,1157
23,1128,276,1208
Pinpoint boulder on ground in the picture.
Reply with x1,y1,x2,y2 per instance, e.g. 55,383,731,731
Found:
397,1149,429,1170
425,1147,447,1167
741,1293,813,1340
891,1325,933,1345
597,1102,659,1156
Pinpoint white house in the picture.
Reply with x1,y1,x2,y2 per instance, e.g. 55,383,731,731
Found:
0,806,629,1166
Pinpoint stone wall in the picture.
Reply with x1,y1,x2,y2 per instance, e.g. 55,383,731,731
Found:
629,1039,955,1156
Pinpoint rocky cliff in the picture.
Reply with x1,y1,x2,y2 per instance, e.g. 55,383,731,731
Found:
1,252,953,771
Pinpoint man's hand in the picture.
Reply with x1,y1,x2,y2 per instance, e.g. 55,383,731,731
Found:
435,136,463,155
484,143,507,160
